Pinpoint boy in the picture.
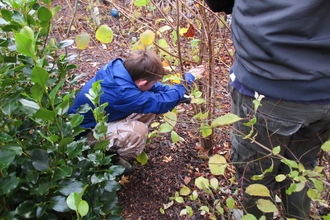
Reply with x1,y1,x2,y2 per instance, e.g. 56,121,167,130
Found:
69,49,204,173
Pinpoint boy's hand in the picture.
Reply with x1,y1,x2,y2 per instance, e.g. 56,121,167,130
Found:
188,65,205,79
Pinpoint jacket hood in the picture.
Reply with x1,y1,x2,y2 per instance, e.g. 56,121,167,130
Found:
95,58,135,89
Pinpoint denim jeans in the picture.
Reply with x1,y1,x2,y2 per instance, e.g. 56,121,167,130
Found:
229,83,330,192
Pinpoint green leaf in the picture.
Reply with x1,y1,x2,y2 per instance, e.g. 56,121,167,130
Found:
104,180,120,192
31,66,49,89
19,99,40,111
307,188,319,199
134,0,150,7
16,200,37,218
34,108,55,121
171,131,180,143
95,24,114,43
256,199,278,213
38,6,52,22
272,146,281,155
226,197,236,209
241,214,258,220
321,140,330,152
50,195,70,212
31,84,43,102
275,174,286,182
20,26,34,40
0,132,13,143
246,184,270,197
159,123,173,132
200,124,212,137
209,154,227,175
322,213,330,220
175,196,184,203
179,187,191,196
0,149,16,170
78,200,89,217
164,112,177,127
67,192,80,211
93,140,110,151
70,114,84,127
59,180,84,196
31,149,50,171
210,178,219,189
15,33,35,58
195,176,209,190
1,9,12,21
0,176,19,195
76,32,90,49
159,25,171,32
136,151,148,165
211,113,242,127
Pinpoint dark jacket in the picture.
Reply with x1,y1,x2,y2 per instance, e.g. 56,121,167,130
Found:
68,58,189,128
205,0,330,102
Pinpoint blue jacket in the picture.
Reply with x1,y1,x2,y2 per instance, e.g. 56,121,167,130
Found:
68,58,192,128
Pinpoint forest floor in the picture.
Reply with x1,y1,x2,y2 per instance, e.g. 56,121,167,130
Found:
51,0,329,219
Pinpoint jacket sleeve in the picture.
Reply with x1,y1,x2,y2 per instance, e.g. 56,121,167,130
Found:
112,84,187,115
204,0,234,14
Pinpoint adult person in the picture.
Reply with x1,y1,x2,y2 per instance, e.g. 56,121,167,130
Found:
204,0,330,219
69,49,204,174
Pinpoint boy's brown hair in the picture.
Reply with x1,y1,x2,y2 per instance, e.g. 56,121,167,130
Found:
124,50,165,82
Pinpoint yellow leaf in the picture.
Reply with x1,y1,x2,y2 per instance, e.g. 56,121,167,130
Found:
95,24,113,43
256,199,278,213
169,73,181,84
209,154,227,175
140,30,155,46
246,184,271,197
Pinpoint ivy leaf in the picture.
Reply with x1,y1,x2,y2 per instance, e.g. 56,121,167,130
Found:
246,184,270,197
96,24,113,43
140,30,155,46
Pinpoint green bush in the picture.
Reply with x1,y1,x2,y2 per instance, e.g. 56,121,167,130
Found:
0,1,123,219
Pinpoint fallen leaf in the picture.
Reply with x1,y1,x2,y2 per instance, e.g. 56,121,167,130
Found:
119,175,130,185
162,156,173,163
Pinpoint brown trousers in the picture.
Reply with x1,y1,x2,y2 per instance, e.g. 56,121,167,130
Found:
87,113,155,158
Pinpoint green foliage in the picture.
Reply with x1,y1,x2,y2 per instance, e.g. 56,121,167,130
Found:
0,1,123,219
